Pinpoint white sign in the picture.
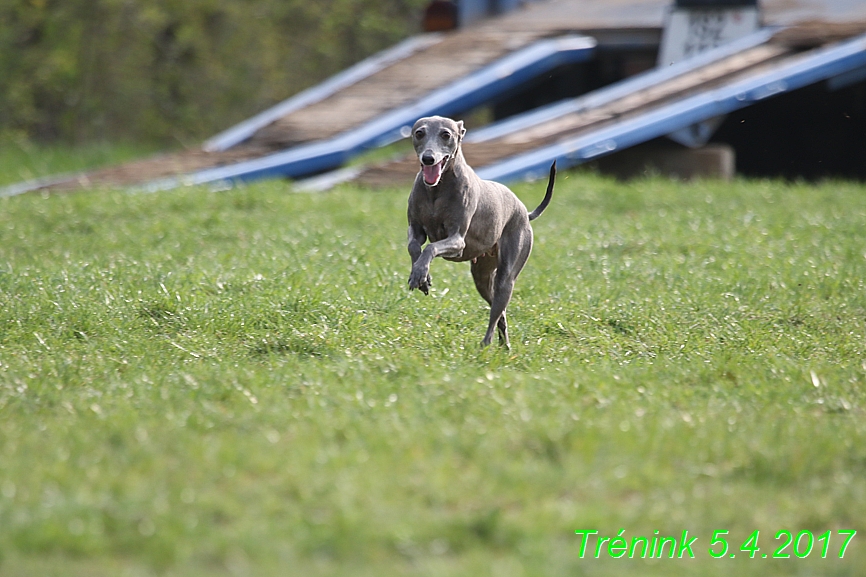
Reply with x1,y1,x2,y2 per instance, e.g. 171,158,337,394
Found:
658,7,760,67
659,5,760,147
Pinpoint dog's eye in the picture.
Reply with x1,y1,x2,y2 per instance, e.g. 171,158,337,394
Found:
441,131,451,141
414,129,424,139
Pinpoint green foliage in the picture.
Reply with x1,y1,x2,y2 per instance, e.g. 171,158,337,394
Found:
0,164,865,576
0,0,427,144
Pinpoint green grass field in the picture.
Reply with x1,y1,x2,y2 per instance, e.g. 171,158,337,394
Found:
0,147,865,576
0,138,162,188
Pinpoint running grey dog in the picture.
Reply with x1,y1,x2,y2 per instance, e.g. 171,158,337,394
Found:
406,115,555,348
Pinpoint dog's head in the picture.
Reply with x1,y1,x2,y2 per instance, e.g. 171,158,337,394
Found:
411,116,465,187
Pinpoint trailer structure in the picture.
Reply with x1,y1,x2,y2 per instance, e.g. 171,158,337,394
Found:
3,0,866,197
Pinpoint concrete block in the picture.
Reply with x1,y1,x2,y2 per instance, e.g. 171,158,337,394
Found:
595,143,736,180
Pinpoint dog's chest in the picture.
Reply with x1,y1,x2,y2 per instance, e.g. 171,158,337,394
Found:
422,218,453,244
417,195,463,242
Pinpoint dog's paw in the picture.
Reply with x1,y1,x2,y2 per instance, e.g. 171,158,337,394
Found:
409,280,431,295
408,267,432,295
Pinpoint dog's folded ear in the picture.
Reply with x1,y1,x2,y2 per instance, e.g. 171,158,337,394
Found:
456,120,466,142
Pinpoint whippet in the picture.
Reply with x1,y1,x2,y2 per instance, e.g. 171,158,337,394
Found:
406,115,555,348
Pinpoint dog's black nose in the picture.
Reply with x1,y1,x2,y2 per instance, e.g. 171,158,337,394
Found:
421,151,435,166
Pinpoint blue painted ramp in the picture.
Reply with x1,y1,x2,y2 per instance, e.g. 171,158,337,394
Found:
202,34,445,153
332,27,866,189
474,31,866,182
139,35,596,191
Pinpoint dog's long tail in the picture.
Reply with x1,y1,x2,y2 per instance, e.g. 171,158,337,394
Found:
528,161,556,221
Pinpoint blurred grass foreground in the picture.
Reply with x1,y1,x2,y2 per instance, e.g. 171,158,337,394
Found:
0,157,865,575
2,1,866,575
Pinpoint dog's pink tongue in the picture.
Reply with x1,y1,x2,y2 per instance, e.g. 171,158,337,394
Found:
422,161,443,185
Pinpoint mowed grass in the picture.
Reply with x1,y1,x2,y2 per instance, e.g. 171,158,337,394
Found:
0,138,162,187
0,158,865,576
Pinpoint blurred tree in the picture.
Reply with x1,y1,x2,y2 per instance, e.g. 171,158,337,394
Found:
0,0,426,145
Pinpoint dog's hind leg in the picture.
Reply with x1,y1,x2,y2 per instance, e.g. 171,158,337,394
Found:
481,228,533,349
471,254,508,346
482,275,513,349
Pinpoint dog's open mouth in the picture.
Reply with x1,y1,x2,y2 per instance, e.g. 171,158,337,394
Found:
422,156,448,186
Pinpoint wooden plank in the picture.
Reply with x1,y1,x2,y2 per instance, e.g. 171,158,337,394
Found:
69,41,790,192
504,44,788,144
247,29,547,148
31,28,549,192
355,43,800,187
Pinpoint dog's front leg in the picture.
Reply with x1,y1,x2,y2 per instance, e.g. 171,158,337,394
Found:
407,223,425,265
407,223,431,294
408,233,465,295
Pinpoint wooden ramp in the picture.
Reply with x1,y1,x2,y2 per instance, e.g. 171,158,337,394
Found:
242,30,547,150
2,23,574,195
342,23,866,189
